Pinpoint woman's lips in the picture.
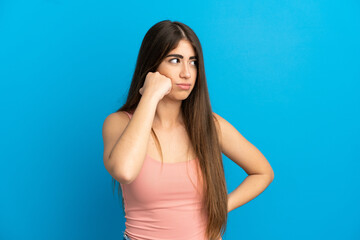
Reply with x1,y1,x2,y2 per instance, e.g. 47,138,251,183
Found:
176,84,191,90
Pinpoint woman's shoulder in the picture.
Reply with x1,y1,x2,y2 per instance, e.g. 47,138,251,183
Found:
103,111,131,131
212,112,223,143
107,110,130,119
212,112,224,128
116,110,133,119
212,112,221,120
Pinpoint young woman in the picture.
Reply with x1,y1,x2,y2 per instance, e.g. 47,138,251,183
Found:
102,20,274,240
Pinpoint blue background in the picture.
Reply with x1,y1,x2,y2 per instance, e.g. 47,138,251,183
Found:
1,0,359,239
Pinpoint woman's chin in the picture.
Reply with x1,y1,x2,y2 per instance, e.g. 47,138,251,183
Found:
161,92,191,101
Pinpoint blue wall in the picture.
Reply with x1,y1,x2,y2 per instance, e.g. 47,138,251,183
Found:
1,0,359,239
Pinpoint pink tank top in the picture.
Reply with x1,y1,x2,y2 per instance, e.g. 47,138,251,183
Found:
120,111,208,240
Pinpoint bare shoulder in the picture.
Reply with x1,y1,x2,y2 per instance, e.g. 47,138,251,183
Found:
102,111,130,133
212,112,223,123
212,112,226,124
102,111,131,161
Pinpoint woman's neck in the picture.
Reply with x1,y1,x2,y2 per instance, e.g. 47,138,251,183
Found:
153,97,184,130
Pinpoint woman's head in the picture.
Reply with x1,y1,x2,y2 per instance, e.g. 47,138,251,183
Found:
124,20,207,108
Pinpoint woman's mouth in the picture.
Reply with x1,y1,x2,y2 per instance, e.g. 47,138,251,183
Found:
176,84,191,90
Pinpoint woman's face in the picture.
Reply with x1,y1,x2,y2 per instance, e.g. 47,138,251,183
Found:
156,39,197,100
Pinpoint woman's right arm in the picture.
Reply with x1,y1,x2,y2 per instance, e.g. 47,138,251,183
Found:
102,94,158,184
102,72,172,184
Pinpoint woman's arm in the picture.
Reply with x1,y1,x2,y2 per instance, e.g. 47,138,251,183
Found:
102,93,159,184
103,72,172,184
212,112,275,212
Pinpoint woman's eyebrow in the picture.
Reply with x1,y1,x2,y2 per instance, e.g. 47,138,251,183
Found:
166,54,197,60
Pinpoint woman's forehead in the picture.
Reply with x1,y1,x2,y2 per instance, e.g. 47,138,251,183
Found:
167,40,196,57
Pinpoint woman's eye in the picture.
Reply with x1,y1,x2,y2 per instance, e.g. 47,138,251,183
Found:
169,58,180,63
169,58,197,66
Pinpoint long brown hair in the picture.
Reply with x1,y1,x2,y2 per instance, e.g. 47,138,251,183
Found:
112,20,228,240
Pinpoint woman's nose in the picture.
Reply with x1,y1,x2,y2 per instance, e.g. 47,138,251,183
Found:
180,63,191,78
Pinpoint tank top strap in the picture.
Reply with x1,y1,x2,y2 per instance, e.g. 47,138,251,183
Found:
123,111,133,120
